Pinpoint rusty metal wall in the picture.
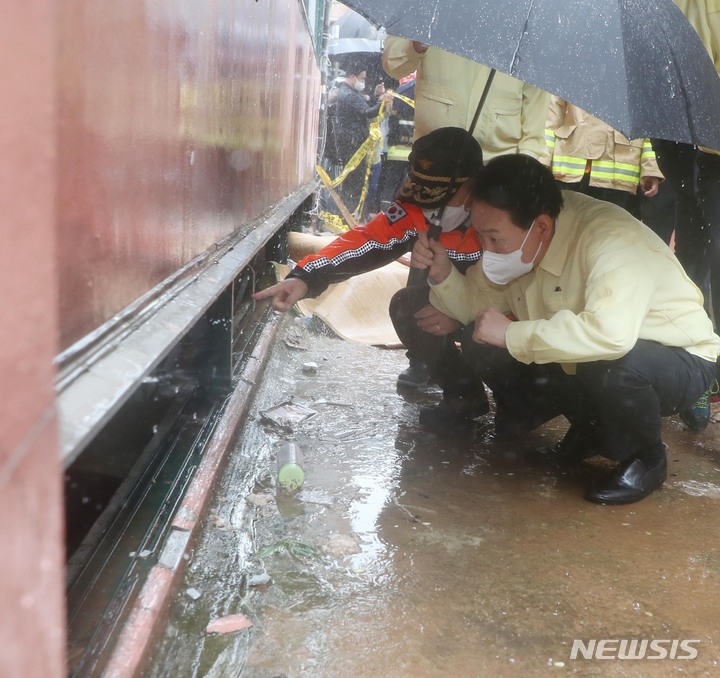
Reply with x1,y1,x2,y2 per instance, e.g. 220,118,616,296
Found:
56,0,322,351
1,2,66,676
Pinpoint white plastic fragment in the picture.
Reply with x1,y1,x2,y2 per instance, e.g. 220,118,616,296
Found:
248,573,272,587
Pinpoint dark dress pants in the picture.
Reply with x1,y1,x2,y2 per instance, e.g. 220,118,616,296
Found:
650,140,720,324
460,333,716,461
696,150,720,327
389,285,480,399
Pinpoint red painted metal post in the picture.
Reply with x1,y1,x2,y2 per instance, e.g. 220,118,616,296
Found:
0,2,66,676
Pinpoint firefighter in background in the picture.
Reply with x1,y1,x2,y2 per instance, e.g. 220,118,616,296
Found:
544,96,662,220
544,97,719,434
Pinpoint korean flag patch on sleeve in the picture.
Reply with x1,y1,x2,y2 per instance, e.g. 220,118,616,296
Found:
385,202,408,224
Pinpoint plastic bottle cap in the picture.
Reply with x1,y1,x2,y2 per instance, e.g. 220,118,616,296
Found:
278,463,304,491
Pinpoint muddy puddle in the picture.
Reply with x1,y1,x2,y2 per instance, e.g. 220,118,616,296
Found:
147,317,720,677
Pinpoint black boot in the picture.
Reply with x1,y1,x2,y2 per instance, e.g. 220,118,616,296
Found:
397,358,430,388
418,392,490,433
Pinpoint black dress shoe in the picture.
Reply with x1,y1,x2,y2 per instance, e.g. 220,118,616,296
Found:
585,445,667,505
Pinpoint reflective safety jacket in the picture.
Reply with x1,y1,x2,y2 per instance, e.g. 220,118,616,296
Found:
545,97,662,194
287,202,482,298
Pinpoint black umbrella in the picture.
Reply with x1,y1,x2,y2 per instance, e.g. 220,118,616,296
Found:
340,0,720,150
327,39,381,56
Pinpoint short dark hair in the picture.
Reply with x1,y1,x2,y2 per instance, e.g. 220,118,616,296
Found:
342,57,368,77
471,155,563,229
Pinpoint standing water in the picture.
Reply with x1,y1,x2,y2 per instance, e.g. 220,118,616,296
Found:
147,317,720,677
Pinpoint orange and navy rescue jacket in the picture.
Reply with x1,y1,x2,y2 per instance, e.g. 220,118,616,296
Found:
287,201,483,298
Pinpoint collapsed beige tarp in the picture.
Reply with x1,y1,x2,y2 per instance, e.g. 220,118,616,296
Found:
274,232,409,348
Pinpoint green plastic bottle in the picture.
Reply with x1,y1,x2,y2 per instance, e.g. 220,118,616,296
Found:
276,441,304,491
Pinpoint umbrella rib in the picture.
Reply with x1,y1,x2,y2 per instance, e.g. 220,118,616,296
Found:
653,17,696,143
509,0,537,75
427,0,441,39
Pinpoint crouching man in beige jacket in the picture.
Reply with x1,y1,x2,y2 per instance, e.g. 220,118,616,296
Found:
413,154,719,505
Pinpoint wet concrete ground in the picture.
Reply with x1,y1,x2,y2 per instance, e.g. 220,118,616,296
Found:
148,316,720,677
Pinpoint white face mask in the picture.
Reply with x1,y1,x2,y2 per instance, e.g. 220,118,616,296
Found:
423,204,470,232
353,79,366,92
482,220,542,285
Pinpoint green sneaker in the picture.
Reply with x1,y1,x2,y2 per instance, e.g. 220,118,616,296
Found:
679,387,711,432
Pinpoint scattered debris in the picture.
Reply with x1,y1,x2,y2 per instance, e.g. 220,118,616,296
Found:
246,492,275,508
318,533,361,557
248,573,272,587
186,588,202,600
391,498,423,523
260,401,317,429
283,327,308,350
128,549,153,558
209,512,231,529
674,480,720,499
312,399,354,408
255,538,325,562
206,613,253,634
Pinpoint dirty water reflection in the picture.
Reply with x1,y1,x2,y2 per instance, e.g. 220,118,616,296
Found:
148,318,720,677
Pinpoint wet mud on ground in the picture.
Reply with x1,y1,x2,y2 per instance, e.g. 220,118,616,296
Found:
147,317,720,677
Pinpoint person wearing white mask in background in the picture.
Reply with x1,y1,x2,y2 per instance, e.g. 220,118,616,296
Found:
253,128,489,416
330,58,393,217
412,154,720,506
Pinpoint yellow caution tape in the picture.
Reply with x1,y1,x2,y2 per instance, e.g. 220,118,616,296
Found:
318,211,350,233
316,164,334,189
390,91,415,109
318,101,387,219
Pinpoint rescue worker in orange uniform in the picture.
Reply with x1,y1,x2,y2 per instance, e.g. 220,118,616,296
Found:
253,127,489,422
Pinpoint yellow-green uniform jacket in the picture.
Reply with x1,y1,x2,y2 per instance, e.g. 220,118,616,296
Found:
674,0,720,153
674,0,720,69
429,192,720,373
544,97,662,194
382,36,549,162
